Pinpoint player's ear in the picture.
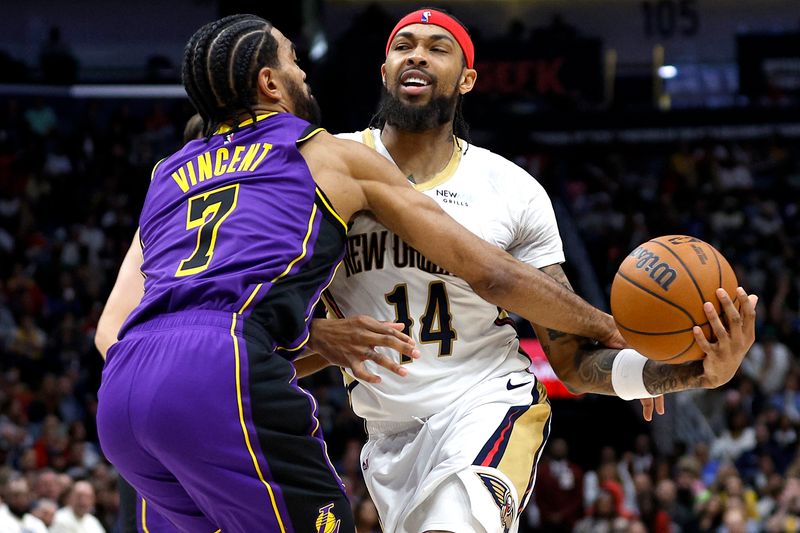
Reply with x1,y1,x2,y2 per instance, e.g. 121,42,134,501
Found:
256,67,282,101
459,68,477,95
380,64,387,87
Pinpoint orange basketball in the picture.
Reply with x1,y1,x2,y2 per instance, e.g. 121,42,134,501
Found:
610,235,738,364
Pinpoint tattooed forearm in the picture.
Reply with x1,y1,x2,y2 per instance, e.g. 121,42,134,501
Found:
642,360,706,395
535,320,619,395
535,263,614,394
570,348,708,396
574,348,617,394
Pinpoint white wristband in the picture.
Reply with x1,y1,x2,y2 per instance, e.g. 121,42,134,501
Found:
611,349,657,400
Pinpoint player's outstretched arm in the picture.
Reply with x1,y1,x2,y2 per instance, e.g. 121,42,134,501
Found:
95,230,145,358
537,264,758,404
301,133,623,345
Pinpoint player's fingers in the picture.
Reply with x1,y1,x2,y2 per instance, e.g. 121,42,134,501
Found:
355,315,402,338
379,323,420,359
656,395,665,415
366,333,420,360
717,288,741,329
607,330,628,350
368,350,408,378
381,322,416,344
362,348,408,377
350,360,382,384
641,398,654,422
745,294,758,338
704,301,729,343
740,289,758,335
740,290,757,318
693,325,714,355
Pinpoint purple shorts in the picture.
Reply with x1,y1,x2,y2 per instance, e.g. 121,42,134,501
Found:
98,311,353,533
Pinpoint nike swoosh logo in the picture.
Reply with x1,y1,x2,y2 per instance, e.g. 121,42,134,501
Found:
506,379,531,391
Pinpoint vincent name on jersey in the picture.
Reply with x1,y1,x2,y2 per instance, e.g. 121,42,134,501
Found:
341,230,452,278
170,142,273,193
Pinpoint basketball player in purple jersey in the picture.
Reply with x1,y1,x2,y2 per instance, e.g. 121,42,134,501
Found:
96,14,636,533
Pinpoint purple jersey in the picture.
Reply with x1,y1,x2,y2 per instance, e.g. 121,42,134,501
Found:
122,112,347,355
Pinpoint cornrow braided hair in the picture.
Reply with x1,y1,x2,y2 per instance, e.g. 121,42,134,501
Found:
182,14,280,138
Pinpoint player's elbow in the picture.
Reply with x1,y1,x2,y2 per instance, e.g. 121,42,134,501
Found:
563,383,584,395
547,357,583,394
559,370,588,395
466,261,515,305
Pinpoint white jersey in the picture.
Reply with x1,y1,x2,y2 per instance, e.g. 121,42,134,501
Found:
325,129,564,423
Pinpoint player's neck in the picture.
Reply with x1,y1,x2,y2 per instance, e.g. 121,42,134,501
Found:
221,105,289,128
380,124,456,186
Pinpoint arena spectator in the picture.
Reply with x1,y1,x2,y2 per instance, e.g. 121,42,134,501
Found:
30,498,57,528
51,480,105,533
33,468,63,502
742,326,793,395
583,447,636,519
711,409,757,462
574,488,630,533
633,489,672,533
535,438,584,532
1,476,49,533
353,498,381,533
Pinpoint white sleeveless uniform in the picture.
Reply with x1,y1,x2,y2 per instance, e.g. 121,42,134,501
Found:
324,129,565,533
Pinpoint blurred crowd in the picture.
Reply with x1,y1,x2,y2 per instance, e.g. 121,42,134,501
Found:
0,96,182,532
0,89,799,532
516,135,800,532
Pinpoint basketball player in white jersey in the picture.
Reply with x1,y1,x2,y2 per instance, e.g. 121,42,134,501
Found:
296,8,758,533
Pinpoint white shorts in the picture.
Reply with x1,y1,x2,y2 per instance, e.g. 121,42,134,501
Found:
360,371,552,533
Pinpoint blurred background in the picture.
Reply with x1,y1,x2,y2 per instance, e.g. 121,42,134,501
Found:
0,1,798,531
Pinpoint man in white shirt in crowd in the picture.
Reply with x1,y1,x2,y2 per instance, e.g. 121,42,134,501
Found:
0,476,49,533
51,481,105,533
31,499,58,529
741,326,792,396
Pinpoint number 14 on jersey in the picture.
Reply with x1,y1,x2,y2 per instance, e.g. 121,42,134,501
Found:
385,281,458,362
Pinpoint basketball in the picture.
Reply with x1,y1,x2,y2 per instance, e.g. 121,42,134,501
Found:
610,235,739,364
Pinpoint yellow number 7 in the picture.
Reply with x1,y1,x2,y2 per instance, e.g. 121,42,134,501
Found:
175,183,239,277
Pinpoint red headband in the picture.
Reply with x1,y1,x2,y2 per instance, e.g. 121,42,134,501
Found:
385,9,474,68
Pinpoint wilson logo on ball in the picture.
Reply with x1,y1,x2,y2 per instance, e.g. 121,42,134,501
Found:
629,247,678,291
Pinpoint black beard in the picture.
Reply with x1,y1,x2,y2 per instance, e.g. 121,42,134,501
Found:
376,85,458,133
8,503,28,519
286,77,322,125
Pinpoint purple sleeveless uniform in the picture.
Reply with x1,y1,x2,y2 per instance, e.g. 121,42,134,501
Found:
97,113,354,533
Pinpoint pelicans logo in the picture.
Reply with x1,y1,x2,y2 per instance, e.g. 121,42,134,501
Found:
476,472,515,533
315,503,341,533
